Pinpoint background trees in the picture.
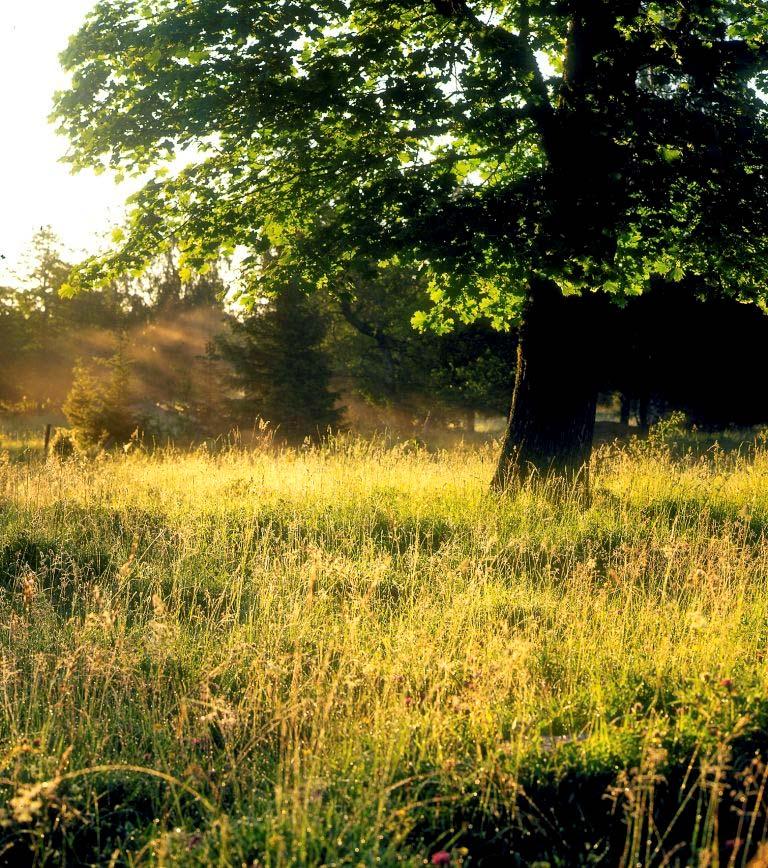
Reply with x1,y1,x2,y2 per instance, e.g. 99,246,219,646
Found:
0,229,517,448
0,230,227,442
610,283,768,432
5,224,768,455
319,266,516,431
63,335,136,451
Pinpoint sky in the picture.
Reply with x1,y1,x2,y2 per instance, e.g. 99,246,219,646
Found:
0,0,129,284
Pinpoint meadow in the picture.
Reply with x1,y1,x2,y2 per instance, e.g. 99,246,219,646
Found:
2,430,768,865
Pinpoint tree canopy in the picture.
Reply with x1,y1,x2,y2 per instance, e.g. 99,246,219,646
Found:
55,0,768,325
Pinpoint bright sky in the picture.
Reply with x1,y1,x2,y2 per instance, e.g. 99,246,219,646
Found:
0,0,129,283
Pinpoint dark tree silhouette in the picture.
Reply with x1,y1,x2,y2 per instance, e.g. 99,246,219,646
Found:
215,285,340,442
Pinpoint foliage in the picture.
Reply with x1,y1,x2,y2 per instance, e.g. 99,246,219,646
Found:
614,283,768,430
0,288,29,404
2,438,768,861
0,229,141,411
0,229,231,428
62,336,137,451
55,1,768,325
319,266,516,421
215,284,341,442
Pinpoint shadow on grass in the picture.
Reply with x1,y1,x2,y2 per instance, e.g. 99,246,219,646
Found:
408,725,768,866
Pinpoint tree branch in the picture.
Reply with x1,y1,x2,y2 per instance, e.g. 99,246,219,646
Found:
337,287,403,391
430,0,556,149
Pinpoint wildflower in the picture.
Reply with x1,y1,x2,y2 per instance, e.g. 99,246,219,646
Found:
183,763,206,782
720,678,734,690
689,611,708,630
9,783,48,824
431,851,451,866
144,617,176,651
9,794,42,824
187,831,203,850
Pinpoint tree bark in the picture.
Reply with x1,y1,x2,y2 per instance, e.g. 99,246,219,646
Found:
637,394,650,434
463,407,475,433
619,393,631,427
491,281,601,492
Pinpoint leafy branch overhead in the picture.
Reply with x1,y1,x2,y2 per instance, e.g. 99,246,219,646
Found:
55,1,768,325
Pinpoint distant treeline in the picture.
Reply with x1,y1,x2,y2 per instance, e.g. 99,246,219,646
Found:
3,229,768,448
0,228,516,445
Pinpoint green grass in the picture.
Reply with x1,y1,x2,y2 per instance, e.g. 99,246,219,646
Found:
2,433,768,864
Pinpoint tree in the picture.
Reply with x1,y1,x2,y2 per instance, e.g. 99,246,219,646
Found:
4,229,145,410
55,1,768,486
63,334,137,451
610,282,768,430
433,325,517,428
0,285,29,406
214,284,340,442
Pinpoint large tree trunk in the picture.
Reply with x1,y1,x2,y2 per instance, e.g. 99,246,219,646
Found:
492,281,601,492
619,393,631,427
463,407,475,433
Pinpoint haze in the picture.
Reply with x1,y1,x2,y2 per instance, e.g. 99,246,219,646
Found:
0,0,126,283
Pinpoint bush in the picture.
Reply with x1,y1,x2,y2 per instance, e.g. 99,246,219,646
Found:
138,403,202,444
48,428,75,458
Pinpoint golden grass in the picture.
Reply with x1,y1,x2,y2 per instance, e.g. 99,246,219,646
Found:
0,434,768,864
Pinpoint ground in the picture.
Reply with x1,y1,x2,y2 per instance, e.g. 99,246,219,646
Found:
1,428,768,864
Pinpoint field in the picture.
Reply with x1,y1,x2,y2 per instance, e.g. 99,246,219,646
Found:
2,432,768,865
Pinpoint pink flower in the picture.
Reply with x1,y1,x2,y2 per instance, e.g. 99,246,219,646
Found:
431,851,451,865
720,678,734,690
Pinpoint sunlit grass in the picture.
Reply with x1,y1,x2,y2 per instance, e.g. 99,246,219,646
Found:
1,433,768,863
0,413,58,455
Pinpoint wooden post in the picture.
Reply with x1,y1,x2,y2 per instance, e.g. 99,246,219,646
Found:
43,423,52,458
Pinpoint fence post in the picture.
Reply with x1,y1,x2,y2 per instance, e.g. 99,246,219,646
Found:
43,423,52,458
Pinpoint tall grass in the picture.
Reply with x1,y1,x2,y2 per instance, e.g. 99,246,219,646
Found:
2,433,768,864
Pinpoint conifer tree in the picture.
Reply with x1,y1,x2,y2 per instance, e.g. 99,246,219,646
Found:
63,335,136,451
215,285,340,443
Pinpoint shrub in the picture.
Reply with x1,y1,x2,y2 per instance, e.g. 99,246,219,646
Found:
48,428,75,458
